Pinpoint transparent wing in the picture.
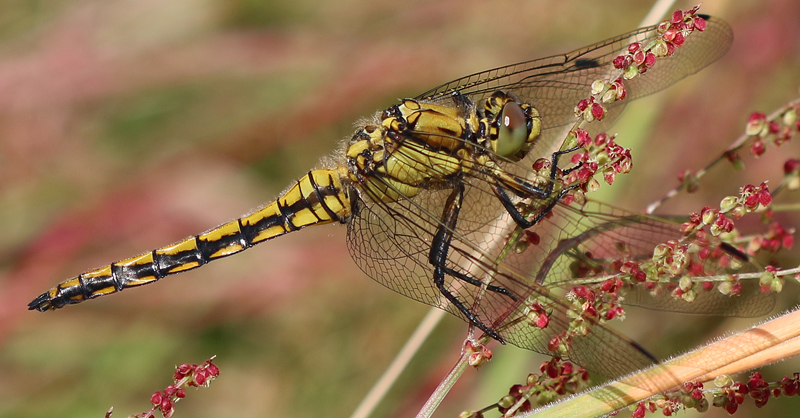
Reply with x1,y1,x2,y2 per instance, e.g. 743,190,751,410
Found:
513,201,775,317
345,17,755,379
346,170,663,378
345,134,773,379
416,17,733,157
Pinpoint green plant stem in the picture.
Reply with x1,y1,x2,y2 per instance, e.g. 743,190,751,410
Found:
416,349,471,418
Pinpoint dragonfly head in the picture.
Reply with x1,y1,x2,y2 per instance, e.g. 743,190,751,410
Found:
483,91,541,161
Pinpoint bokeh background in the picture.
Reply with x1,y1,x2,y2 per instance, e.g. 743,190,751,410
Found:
0,0,798,417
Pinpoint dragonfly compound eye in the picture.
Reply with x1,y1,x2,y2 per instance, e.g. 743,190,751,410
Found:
494,101,529,158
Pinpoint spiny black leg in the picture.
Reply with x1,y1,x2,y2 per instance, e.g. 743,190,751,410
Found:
494,183,537,227
432,265,505,342
439,265,517,301
548,145,580,179
428,185,516,299
429,183,507,343
493,145,582,201
719,242,750,262
560,160,584,175
493,145,582,229
494,184,578,229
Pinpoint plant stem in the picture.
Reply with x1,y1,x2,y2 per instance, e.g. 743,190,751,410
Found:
522,307,800,418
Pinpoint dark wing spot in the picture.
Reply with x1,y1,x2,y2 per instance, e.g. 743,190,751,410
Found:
574,59,601,69
719,242,749,262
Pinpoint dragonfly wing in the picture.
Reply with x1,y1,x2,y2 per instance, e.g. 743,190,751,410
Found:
347,172,670,379
346,169,526,326
345,140,670,379
496,289,663,381
624,279,775,317
506,199,776,317
346,186,453,311
417,17,733,158
346,16,745,379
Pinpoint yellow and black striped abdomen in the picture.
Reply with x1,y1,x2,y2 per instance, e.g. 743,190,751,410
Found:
29,169,352,311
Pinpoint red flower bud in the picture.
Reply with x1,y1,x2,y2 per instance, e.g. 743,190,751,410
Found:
694,16,707,31
784,158,800,174
673,31,685,46
591,103,605,120
206,362,220,377
194,370,208,386
632,403,646,418
672,10,683,23
751,138,766,156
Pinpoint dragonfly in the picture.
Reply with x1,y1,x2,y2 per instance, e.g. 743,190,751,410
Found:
28,12,774,379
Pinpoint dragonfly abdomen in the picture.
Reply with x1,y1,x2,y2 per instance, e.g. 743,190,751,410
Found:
28,169,352,311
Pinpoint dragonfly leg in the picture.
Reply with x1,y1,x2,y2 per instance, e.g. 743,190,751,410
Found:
494,184,577,229
437,266,517,301
506,145,582,198
544,145,582,180
493,146,582,229
429,183,515,343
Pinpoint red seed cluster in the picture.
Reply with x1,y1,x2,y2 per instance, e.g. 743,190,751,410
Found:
465,340,493,369
681,183,775,246
710,373,800,414
526,301,550,329
565,129,632,190
632,382,709,417
784,158,800,175
574,97,607,122
612,6,707,81
589,6,711,148
458,358,589,418
119,357,220,418
626,373,800,417
564,281,627,332
744,220,796,258
740,182,772,210
744,104,799,157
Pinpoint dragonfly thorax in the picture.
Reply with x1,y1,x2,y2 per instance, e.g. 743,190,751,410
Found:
345,98,479,203
345,92,541,203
